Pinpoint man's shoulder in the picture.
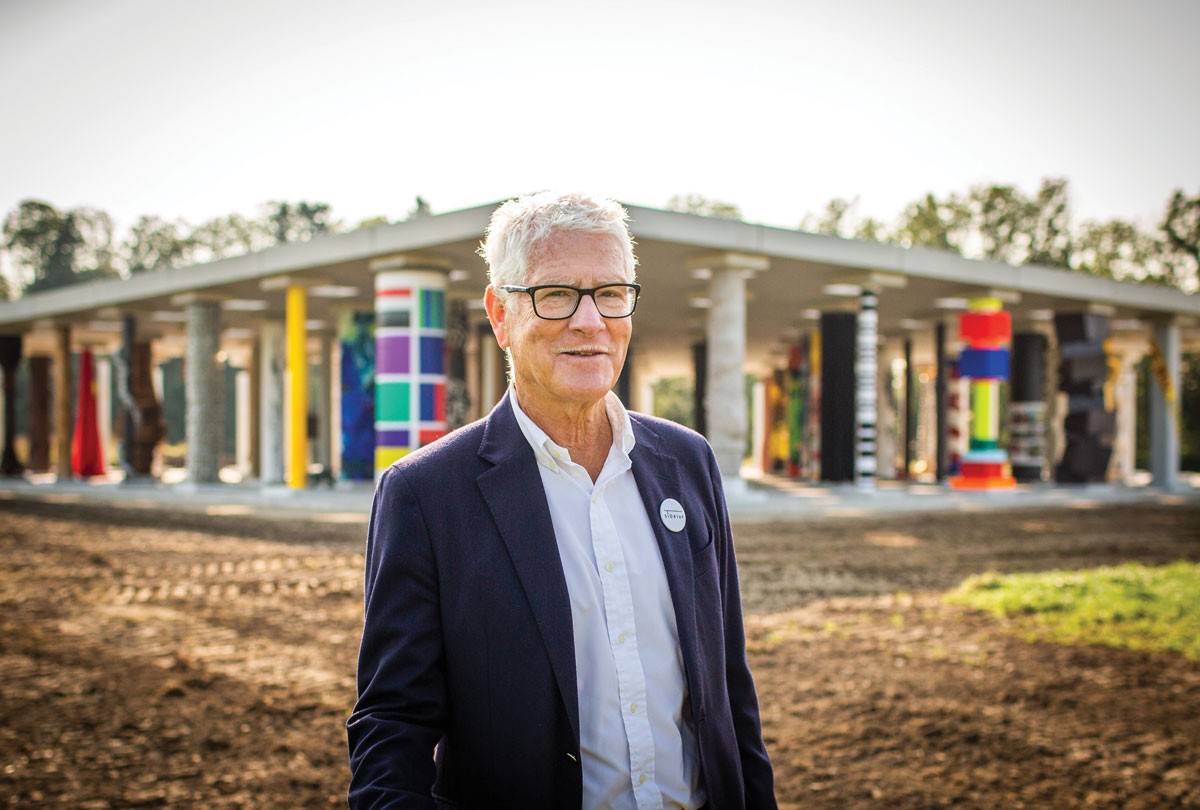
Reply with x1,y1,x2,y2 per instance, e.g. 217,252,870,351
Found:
381,417,488,483
628,411,711,456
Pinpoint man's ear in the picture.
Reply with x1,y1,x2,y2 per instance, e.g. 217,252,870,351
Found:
484,286,510,350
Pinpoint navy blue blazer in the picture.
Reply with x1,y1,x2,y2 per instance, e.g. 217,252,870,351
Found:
347,395,776,809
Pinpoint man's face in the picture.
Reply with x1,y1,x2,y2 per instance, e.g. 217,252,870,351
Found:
485,230,633,415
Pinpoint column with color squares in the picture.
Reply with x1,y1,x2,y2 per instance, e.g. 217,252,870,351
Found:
950,297,1017,490
374,268,447,475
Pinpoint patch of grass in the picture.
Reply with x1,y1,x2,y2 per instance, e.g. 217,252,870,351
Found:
945,561,1200,661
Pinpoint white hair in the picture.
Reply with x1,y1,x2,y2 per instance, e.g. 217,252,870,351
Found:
477,191,637,289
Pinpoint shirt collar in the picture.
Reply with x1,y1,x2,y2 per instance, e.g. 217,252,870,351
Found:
509,388,636,473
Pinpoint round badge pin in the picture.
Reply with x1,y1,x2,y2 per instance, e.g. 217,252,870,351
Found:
659,498,686,532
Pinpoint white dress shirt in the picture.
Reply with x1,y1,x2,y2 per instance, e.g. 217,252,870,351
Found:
510,389,704,810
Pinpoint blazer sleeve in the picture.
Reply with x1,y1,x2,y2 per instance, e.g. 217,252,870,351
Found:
708,446,779,809
346,465,445,809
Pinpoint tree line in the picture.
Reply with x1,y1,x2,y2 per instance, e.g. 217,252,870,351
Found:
3,183,1196,301
670,179,1200,294
0,196,433,300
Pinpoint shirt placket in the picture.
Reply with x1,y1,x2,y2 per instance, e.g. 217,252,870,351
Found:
589,476,661,810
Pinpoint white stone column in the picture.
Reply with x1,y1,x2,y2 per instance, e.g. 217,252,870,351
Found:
184,299,223,484
1149,318,1181,489
259,320,286,485
692,253,769,493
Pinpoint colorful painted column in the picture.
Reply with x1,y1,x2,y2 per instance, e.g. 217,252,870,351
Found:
71,348,105,478
372,256,450,476
339,311,376,481
950,297,1016,490
286,284,308,489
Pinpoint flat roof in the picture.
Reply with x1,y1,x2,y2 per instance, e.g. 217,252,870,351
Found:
2,201,1197,374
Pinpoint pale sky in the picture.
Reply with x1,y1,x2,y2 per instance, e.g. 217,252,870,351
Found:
2,0,1197,240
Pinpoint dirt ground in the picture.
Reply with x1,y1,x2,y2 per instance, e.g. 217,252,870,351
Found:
1,495,1198,809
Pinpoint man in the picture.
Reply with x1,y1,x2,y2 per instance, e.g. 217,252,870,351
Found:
347,192,776,809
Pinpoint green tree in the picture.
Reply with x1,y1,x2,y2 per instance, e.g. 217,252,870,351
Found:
892,192,966,251
1073,218,1161,282
650,376,694,429
2,200,119,294
952,178,1074,267
1160,189,1199,293
1025,177,1073,268
265,200,337,243
191,212,270,262
666,193,742,220
124,215,195,273
405,196,432,220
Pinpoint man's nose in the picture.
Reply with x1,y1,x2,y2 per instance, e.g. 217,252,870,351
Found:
569,292,605,328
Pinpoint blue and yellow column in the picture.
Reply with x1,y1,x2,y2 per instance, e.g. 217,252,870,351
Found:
371,255,450,476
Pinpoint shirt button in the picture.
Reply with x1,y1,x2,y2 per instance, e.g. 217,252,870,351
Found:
617,633,626,644
605,562,614,572
638,773,646,785
629,702,637,714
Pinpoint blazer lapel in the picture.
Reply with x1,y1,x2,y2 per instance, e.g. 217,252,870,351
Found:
628,419,703,707
476,394,581,743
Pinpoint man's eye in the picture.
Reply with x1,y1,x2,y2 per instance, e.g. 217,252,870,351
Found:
542,288,574,298
596,289,623,300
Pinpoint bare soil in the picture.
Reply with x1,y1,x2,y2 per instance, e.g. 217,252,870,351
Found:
1,496,1198,809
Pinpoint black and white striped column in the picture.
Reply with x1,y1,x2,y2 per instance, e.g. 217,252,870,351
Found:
856,289,878,490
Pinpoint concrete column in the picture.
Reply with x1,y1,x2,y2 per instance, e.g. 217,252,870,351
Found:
259,320,285,485
855,289,879,490
185,299,223,484
708,266,746,486
1148,317,1181,489
695,253,768,491
247,341,261,479
371,254,451,476
54,325,72,481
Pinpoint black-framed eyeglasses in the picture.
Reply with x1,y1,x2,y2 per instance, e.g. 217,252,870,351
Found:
499,283,641,320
